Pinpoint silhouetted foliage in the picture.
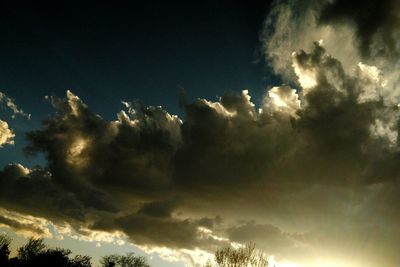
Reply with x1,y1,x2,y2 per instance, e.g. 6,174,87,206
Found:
204,243,268,267
17,237,46,263
0,235,153,267
0,236,93,267
70,255,92,267
0,234,11,266
100,252,150,267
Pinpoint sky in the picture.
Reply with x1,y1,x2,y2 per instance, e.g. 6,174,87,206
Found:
1,0,400,267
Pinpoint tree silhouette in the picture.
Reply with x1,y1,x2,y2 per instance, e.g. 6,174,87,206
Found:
17,237,46,263
204,243,268,267
100,252,150,267
0,235,154,267
70,255,92,267
0,236,93,267
0,234,11,266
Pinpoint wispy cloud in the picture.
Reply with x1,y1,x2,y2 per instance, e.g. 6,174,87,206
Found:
0,91,31,120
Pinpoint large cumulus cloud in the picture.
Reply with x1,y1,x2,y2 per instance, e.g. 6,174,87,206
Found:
0,91,225,253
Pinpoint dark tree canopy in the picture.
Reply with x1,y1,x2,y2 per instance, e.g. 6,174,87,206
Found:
14,237,91,267
204,243,268,267
0,235,149,267
0,234,11,266
100,252,150,267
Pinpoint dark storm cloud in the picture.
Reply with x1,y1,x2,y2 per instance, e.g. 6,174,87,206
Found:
263,0,400,79
0,91,224,251
289,44,380,184
174,42,399,193
0,213,48,237
115,214,222,249
319,0,400,60
0,164,86,222
257,0,400,264
137,198,180,218
173,90,290,191
25,91,181,202
227,222,296,254
2,46,400,259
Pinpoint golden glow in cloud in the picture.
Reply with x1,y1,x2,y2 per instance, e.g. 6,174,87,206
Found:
67,137,90,167
0,120,15,147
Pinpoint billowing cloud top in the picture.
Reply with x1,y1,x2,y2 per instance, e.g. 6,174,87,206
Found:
1,1,400,267
0,91,30,147
0,120,15,147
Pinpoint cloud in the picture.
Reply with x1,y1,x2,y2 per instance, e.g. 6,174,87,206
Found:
2,56,400,264
0,120,15,147
137,198,180,218
0,208,52,238
26,90,181,193
115,213,222,249
227,222,298,256
261,0,360,81
0,91,225,259
0,91,31,148
0,164,86,223
0,91,30,120
263,0,400,105
319,0,400,61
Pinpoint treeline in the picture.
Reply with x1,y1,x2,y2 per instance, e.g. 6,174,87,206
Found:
0,234,150,267
0,234,269,267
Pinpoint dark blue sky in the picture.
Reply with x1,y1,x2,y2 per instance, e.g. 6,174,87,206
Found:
0,0,276,166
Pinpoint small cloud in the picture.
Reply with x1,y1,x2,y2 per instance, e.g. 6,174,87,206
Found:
0,91,31,120
0,120,15,147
